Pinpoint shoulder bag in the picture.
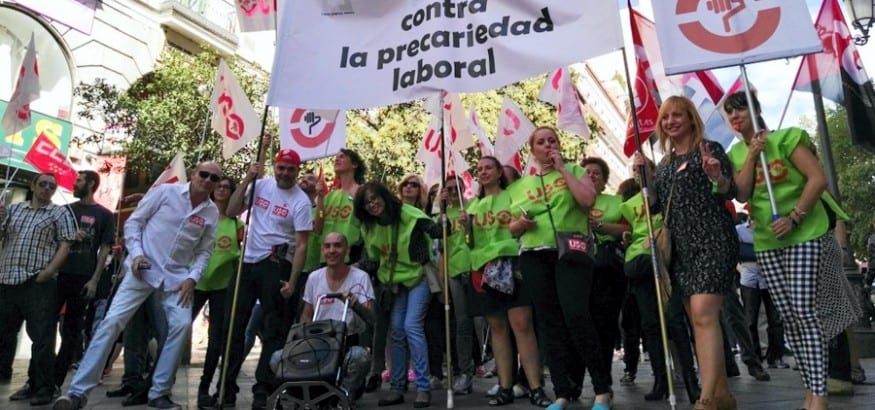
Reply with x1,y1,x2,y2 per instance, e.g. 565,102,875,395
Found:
539,172,596,265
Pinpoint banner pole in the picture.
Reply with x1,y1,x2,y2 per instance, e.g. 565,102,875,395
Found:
739,64,780,221
439,92,454,410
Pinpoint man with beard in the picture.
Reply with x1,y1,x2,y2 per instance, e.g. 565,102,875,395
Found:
53,171,116,389
221,149,313,409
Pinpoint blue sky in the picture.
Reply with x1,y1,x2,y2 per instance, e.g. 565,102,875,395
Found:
614,0,868,131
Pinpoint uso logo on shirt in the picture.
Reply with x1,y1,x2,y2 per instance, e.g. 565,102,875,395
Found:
189,215,205,227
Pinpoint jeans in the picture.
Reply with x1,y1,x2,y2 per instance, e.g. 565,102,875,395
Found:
739,284,785,363
390,278,431,393
67,273,191,401
244,302,264,357
0,277,58,394
192,288,227,391
448,275,475,376
54,273,93,387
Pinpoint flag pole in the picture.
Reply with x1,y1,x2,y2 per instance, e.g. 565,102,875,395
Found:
218,104,271,408
439,92,455,410
739,64,780,221
809,79,841,199
775,87,795,130
623,5,677,406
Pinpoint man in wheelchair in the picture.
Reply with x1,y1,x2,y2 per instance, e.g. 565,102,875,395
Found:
272,232,376,405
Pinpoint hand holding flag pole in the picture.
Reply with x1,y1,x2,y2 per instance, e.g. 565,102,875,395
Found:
739,65,780,221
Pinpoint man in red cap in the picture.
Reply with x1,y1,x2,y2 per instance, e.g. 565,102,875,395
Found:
223,148,313,409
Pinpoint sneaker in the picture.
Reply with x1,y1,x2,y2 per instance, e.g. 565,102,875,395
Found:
31,386,58,406
767,359,790,369
452,374,472,395
747,365,771,381
827,378,854,396
486,384,500,397
147,395,181,409
10,382,33,400
407,369,416,382
512,384,529,399
428,375,443,390
619,371,636,386
52,394,87,410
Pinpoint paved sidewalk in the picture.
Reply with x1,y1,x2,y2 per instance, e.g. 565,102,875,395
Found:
2,346,874,409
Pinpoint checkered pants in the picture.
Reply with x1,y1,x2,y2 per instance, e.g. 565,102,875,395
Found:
756,236,827,396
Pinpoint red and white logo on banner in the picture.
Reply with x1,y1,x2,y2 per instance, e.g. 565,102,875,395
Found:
279,108,346,161
95,155,126,211
236,0,276,32
539,67,590,138
211,60,260,159
23,133,76,190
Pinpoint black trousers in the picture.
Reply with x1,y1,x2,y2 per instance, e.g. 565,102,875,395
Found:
54,273,92,387
739,284,785,363
0,277,58,393
589,264,626,386
193,288,228,391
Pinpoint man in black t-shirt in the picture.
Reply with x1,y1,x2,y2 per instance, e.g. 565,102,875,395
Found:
53,170,116,388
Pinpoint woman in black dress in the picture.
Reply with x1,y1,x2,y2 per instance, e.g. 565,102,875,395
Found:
634,96,738,410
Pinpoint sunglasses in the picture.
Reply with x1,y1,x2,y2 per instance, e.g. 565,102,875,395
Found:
37,180,57,190
402,181,420,188
198,170,222,182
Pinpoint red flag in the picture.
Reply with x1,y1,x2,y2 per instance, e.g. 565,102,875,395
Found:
2,33,40,136
792,0,875,152
624,5,660,157
24,133,76,190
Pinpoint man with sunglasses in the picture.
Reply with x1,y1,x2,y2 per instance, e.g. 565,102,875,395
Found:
222,149,313,409
55,162,221,410
0,173,77,406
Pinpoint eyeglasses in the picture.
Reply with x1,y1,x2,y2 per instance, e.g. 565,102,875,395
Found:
402,181,420,188
216,184,232,190
37,181,57,190
198,170,222,182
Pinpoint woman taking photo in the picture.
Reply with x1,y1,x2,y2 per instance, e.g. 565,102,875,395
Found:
724,91,859,410
463,156,550,407
633,95,738,410
508,126,610,410
354,182,440,408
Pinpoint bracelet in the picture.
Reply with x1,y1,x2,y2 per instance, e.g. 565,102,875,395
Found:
787,214,799,228
792,207,807,218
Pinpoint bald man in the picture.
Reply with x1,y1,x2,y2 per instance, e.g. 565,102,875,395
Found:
54,161,221,410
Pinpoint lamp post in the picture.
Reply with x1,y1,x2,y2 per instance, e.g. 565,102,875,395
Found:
848,0,875,45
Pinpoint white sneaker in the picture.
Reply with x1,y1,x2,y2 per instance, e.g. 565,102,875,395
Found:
452,374,473,395
486,384,500,397
512,384,529,398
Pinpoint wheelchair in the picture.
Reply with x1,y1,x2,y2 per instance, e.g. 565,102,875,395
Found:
267,293,352,410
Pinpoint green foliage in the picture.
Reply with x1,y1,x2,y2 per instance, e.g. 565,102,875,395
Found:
73,47,270,180
818,106,875,258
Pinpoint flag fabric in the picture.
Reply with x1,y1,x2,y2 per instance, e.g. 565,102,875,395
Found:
494,97,536,165
680,71,734,149
426,92,475,153
652,0,821,75
94,155,126,211
624,5,660,157
235,0,277,32
716,75,757,133
23,132,76,190
468,103,494,157
415,125,471,189
792,0,875,152
2,33,40,136
278,107,346,161
539,67,590,138
211,60,261,159
151,152,187,188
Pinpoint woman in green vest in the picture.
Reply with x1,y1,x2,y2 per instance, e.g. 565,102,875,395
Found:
580,157,628,394
192,176,243,409
354,182,441,408
464,156,550,407
724,91,860,410
507,126,611,410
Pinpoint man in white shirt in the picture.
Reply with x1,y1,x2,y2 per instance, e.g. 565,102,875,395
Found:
272,232,375,402
223,149,313,409
54,161,221,410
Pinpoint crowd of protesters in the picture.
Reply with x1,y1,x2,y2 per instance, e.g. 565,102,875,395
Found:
0,93,867,410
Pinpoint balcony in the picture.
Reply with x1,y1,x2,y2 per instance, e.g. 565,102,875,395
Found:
151,0,239,55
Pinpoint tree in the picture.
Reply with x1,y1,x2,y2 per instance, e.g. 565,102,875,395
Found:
819,105,875,258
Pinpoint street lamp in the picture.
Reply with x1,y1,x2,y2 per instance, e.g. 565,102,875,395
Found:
848,0,875,45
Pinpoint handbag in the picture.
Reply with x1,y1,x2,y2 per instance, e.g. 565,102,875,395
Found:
653,177,676,269
594,239,625,272
539,172,596,265
376,224,400,314
482,258,515,296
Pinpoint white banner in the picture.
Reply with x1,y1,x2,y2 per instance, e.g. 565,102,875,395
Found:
278,108,346,161
268,0,622,109
653,0,821,75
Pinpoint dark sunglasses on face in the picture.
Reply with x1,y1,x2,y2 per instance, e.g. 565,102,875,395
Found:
402,181,420,188
37,181,57,190
198,170,221,182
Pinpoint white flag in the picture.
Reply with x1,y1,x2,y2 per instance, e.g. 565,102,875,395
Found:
235,0,277,32
278,107,346,161
150,153,187,189
539,67,590,138
494,97,535,165
211,60,261,159
415,125,470,189
1,33,40,136
468,103,493,157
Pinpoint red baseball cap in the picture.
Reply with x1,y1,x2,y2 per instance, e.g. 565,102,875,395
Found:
275,149,301,166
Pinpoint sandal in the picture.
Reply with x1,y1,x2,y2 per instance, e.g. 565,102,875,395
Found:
488,387,514,407
529,387,553,408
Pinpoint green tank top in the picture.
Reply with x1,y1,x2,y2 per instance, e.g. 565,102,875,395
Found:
466,191,519,270
196,217,243,291
362,204,429,287
592,193,623,242
320,190,362,263
508,163,590,250
727,127,846,251
620,193,663,262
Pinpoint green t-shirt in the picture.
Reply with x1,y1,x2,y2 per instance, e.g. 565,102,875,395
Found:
466,191,519,270
727,127,846,251
443,205,471,277
320,189,362,263
620,193,663,262
196,217,243,291
508,164,589,250
592,193,623,242
303,206,323,273
362,204,429,287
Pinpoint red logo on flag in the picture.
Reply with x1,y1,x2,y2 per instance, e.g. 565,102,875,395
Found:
217,93,245,140
676,0,781,54
24,133,76,190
